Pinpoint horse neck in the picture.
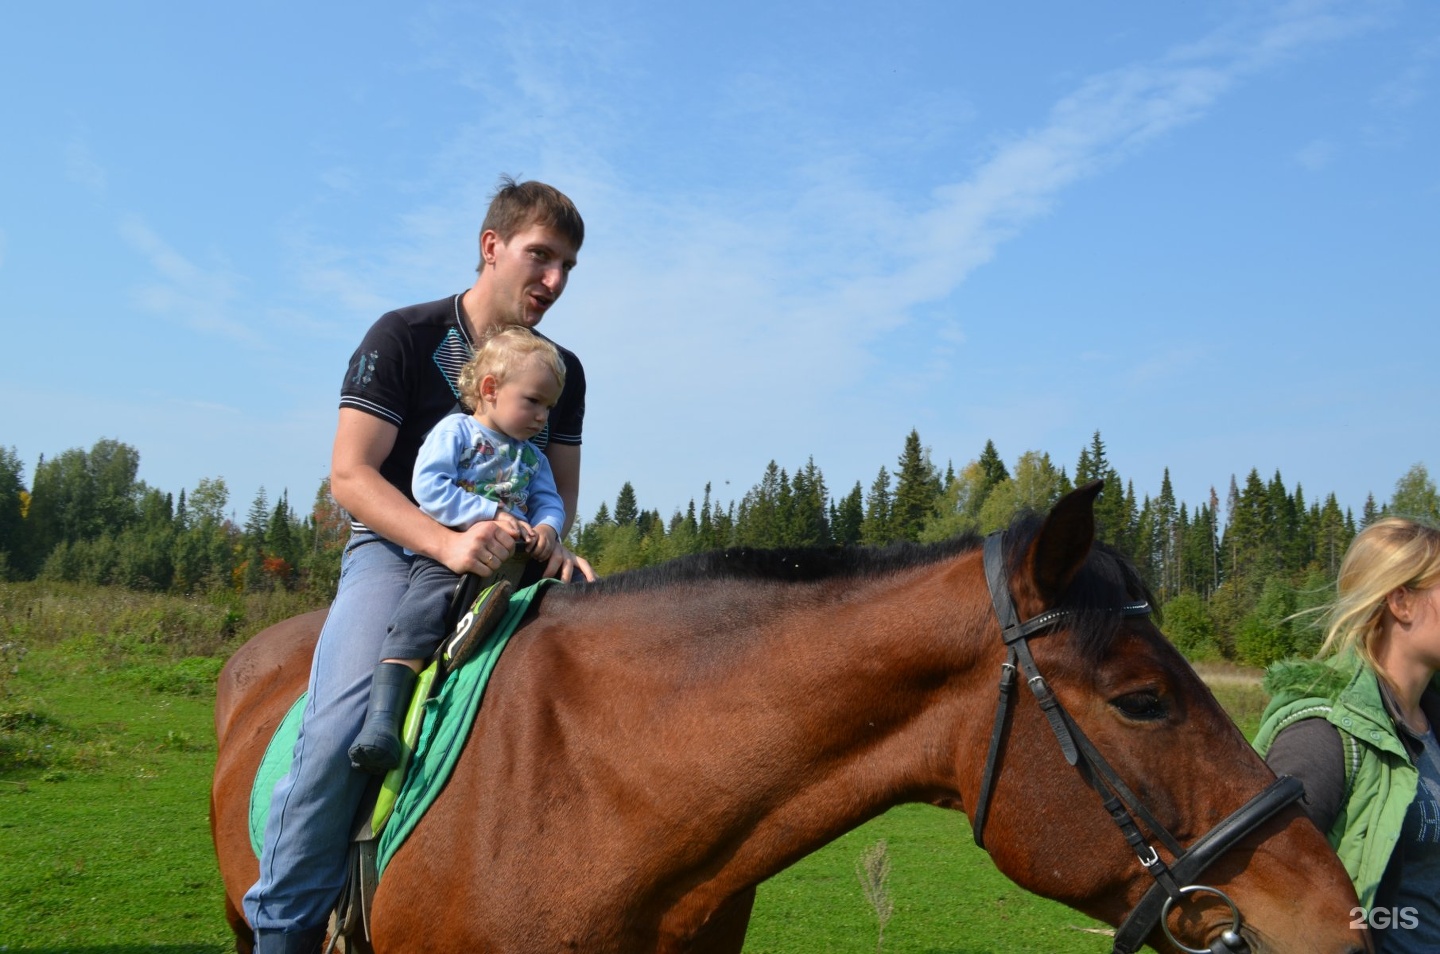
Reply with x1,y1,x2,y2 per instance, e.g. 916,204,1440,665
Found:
624,556,995,889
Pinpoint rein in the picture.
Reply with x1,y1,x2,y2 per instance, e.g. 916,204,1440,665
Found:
970,531,1303,954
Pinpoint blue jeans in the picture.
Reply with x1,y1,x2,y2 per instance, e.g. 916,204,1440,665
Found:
243,531,413,933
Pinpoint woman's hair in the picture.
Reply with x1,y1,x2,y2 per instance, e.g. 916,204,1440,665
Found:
1319,517,1440,666
456,327,566,410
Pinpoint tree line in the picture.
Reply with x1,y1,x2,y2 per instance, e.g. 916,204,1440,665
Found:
571,430,1437,667
2,433,1436,668
0,441,346,598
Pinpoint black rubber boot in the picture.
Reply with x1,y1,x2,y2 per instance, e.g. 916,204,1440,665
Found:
348,662,418,774
253,926,326,954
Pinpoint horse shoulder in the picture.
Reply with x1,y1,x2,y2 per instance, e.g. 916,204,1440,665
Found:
215,608,327,744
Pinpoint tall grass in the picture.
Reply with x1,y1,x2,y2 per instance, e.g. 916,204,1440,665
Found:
0,582,325,775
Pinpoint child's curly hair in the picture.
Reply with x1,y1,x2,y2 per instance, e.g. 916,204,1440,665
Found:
457,327,566,411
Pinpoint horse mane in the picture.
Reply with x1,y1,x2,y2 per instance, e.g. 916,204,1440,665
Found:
562,510,1158,667
573,533,982,593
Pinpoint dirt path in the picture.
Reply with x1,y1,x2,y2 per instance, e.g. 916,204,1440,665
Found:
1192,661,1264,688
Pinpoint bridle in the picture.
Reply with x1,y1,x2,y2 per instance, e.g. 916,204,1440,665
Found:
970,531,1304,954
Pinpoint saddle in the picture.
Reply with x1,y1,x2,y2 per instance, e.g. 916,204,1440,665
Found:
251,576,550,952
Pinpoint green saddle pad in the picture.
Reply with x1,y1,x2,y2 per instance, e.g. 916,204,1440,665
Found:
249,579,551,874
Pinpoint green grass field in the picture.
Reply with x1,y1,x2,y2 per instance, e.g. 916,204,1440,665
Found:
0,584,1268,953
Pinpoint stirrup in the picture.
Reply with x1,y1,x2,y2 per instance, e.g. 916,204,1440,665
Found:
440,579,513,674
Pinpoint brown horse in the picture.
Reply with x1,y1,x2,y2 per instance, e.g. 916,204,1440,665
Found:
212,484,1367,953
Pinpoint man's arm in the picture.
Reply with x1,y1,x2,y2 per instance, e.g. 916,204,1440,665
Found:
331,408,516,576
538,441,595,581
543,443,581,536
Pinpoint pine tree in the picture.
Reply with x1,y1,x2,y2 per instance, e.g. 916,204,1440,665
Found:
1154,469,1179,601
736,462,785,547
975,439,1009,515
892,431,940,542
1074,431,1108,487
1314,493,1351,577
614,483,640,527
243,488,271,591
1222,470,1271,600
1073,432,1125,548
698,484,716,550
1133,495,1158,591
861,467,894,546
790,458,831,546
265,490,298,588
1362,494,1379,527
832,482,865,546
1178,497,1221,598
1265,470,1301,574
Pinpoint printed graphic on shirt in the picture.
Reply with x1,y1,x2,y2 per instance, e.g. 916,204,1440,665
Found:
1413,774,1440,845
352,350,378,389
456,434,543,515
432,329,471,401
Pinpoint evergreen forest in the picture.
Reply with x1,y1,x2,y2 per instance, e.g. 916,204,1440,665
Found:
2,432,1436,669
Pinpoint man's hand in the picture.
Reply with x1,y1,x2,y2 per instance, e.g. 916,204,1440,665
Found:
542,540,597,583
436,520,519,578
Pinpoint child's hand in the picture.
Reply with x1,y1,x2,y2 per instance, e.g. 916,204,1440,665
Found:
528,524,558,562
492,511,530,544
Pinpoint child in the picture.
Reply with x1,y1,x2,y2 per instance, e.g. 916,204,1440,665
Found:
348,327,567,773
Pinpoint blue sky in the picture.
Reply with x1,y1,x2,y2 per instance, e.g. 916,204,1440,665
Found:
2,0,1436,531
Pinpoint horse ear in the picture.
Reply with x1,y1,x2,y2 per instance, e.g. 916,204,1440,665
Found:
1027,480,1102,604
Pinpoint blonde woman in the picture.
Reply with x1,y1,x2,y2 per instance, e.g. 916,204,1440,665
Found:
1255,517,1440,949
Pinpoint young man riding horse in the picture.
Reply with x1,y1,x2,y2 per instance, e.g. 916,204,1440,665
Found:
242,177,596,954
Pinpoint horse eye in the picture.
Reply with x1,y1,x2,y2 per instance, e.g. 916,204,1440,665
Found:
1112,690,1168,722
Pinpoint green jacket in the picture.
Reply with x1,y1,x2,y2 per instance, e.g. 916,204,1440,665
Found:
1253,652,1418,909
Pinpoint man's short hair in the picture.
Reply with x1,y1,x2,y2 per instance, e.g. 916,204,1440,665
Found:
477,176,584,272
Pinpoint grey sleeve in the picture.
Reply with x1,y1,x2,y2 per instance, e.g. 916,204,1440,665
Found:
1264,718,1347,835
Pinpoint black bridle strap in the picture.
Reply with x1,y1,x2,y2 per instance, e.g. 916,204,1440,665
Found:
1110,775,1304,954
982,534,1081,766
1065,707,1186,861
970,527,1307,954
974,532,1151,849
970,643,1016,850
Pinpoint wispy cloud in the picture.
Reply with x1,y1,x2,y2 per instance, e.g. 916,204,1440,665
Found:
119,216,263,346
571,1,1381,503
1372,33,1438,111
1295,138,1338,170
1363,31,1438,147
270,0,1389,510
63,135,107,194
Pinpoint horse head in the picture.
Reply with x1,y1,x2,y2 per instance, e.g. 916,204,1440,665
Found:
966,481,1366,954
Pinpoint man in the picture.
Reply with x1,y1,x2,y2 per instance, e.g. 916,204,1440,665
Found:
244,177,596,953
